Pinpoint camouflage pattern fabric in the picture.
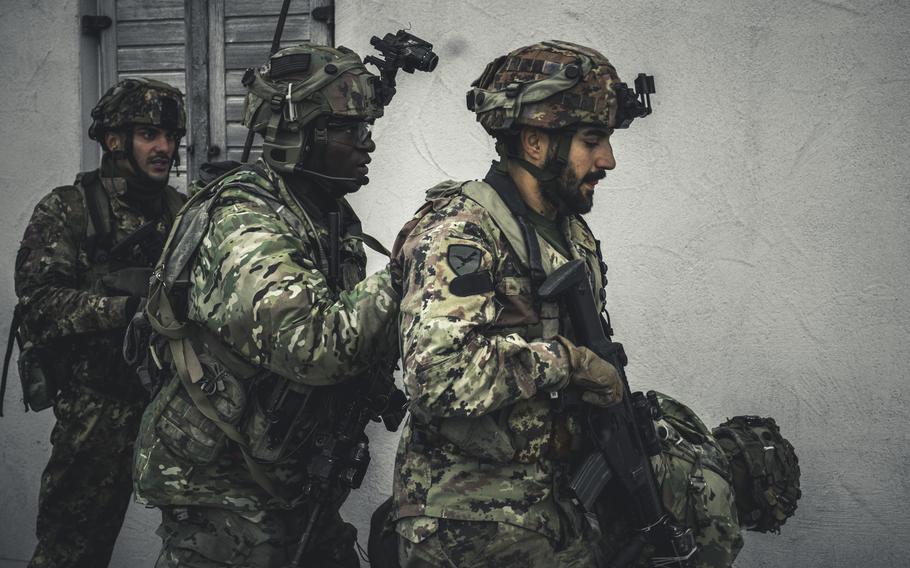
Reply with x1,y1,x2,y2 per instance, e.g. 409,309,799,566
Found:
392,177,606,545
89,78,186,141
14,158,185,567
243,44,384,134
596,393,744,567
28,385,143,568
392,178,744,566
155,503,358,567
242,43,384,175
134,161,399,511
470,40,621,133
398,519,601,568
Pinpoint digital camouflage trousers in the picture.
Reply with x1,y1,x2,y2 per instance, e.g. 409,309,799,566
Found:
154,504,360,568
398,519,601,568
29,385,144,568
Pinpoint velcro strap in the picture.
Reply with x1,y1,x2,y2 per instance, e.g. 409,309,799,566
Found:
469,56,593,120
355,232,391,257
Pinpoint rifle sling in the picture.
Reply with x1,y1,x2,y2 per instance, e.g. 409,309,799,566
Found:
0,307,22,416
482,168,547,288
153,275,291,506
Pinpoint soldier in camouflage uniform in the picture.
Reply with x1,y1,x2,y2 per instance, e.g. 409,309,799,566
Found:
132,44,400,567
389,41,746,567
13,78,187,567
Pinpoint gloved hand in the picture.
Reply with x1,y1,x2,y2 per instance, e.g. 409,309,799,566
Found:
556,336,623,407
102,267,154,297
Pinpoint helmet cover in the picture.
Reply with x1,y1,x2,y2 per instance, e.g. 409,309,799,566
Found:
468,40,621,134
242,44,383,173
713,415,802,533
89,78,186,142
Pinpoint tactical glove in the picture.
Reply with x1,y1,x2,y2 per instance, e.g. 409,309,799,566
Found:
556,336,623,407
102,267,154,297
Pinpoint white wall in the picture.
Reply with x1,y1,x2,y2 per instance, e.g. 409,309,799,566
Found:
1,0,908,566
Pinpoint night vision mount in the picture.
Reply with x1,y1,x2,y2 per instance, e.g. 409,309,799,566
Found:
364,30,439,107
613,73,655,129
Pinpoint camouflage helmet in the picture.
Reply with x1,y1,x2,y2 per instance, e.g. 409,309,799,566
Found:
88,77,186,146
713,416,802,533
466,40,622,134
242,43,384,174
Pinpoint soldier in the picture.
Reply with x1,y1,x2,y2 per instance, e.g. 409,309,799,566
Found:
390,39,632,568
388,40,799,568
132,44,401,567
11,78,187,567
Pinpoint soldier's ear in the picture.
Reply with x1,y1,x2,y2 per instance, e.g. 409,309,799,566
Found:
519,127,549,167
104,131,123,152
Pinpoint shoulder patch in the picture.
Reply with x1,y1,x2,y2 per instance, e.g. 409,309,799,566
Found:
447,244,483,275
450,270,494,297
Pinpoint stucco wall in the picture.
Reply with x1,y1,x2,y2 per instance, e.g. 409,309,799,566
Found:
1,0,909,566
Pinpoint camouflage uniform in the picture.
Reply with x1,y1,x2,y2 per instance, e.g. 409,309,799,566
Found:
133,44,400,567
391,41,743,568
14,79,187,568
391,172,605,567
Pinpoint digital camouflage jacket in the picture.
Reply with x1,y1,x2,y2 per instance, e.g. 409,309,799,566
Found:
14,160,184,401
392,172,607,543
391,174,745,567
134,161,399,511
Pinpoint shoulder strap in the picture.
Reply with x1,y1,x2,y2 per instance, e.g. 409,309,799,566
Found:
77,171,113,262
463,171,551,284
162,185,187,221
0,307,22,417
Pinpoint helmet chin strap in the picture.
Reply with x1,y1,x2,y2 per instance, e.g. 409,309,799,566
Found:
292,119,367,193
499,129,575,214
115,126,173,188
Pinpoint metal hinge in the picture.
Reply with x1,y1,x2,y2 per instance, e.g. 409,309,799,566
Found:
81,15,112,37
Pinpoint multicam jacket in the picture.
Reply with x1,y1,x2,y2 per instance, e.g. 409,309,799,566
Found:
133,161,399,511
392,168,608,543
14,160,184,401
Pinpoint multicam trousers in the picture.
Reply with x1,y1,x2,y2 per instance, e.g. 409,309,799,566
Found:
154,504,360,568
398,519,600,568
28,385,144,568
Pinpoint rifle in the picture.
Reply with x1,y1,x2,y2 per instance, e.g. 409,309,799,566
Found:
538,259,697,568
287,368,407,567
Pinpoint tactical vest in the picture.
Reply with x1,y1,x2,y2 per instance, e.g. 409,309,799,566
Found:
136,162,389,504
393,174,611,543
394,177,607,342
1,172,183,414
394,175,606,463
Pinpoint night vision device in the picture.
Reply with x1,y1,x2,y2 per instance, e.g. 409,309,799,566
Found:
365,29,439,106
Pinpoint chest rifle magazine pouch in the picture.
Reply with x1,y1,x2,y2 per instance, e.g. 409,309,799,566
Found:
155,352,247,465
244,374,318,463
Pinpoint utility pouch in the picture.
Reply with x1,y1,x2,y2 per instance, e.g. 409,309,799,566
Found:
437,413,515,463
17,344,64,412
244,374,316,463
2,307,69,414
155,352,246,465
